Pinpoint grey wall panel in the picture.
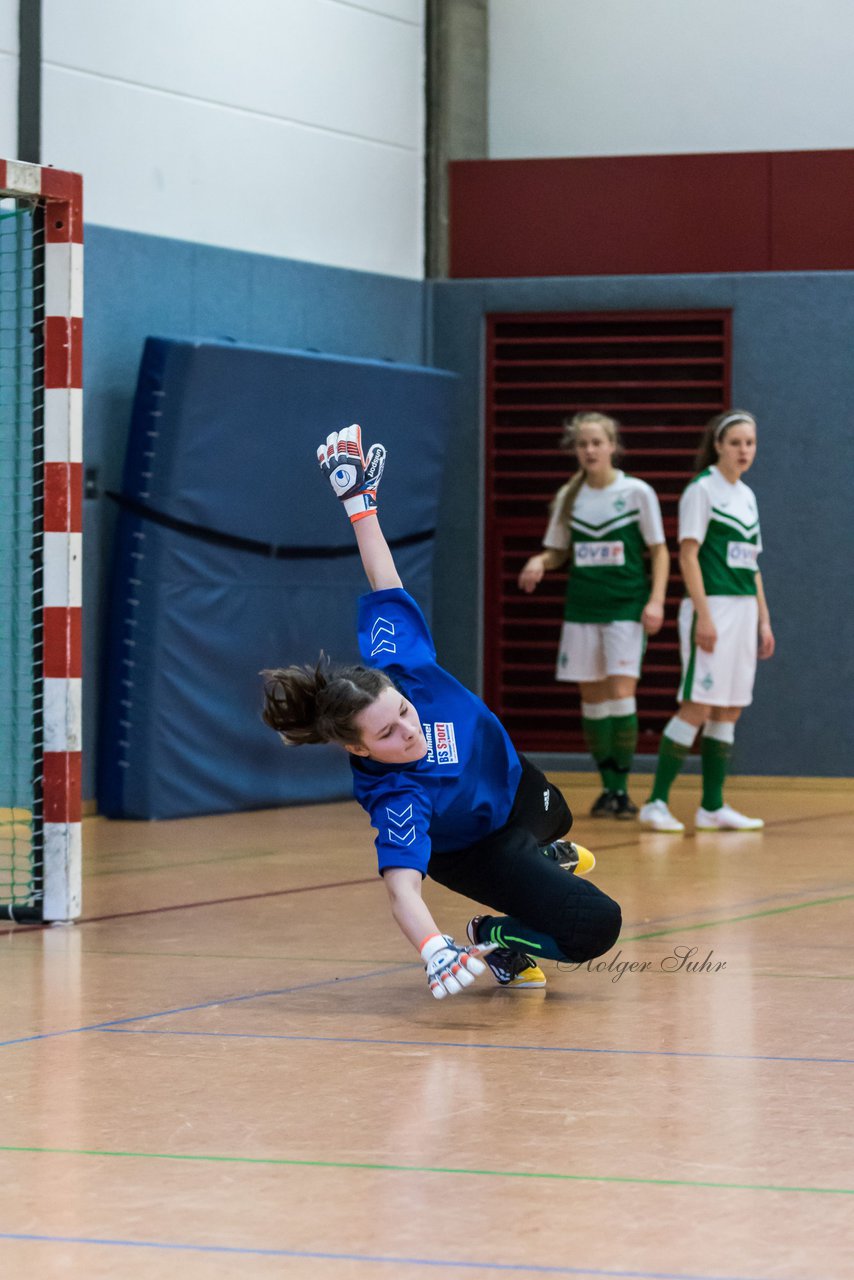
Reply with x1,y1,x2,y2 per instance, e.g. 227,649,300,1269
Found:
429,272,854,777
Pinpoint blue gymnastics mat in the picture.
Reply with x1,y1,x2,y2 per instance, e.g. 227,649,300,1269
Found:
99,336,457,819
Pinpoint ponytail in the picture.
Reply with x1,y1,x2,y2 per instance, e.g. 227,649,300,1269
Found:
261,657,392,748
550,472,586,531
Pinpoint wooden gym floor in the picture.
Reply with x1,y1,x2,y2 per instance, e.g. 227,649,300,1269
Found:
0,774,852,1279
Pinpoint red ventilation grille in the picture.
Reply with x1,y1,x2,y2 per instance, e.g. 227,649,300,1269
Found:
484,310,731,753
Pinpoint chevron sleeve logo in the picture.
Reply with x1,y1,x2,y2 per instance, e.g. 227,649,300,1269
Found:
370,616,396,657
386,801,416,846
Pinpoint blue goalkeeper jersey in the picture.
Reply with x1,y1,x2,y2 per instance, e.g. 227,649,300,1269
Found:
350,588,522,876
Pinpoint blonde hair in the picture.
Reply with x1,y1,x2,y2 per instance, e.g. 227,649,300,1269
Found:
550,412,624,529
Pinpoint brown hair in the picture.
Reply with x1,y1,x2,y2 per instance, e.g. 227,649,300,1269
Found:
261,657,393,748
551,411,624,528
694,409,757,471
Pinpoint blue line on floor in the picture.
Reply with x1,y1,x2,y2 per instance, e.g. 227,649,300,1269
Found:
0,964,414,1050
102,1026,854,1067
0,1231,819,1279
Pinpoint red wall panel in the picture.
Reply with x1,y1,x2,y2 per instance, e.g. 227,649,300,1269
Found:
483,310,731,754
450,149,854,278
770,151,854,269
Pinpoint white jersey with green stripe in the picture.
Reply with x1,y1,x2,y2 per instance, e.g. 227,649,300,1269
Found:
542,471,665,623
679,466,762,597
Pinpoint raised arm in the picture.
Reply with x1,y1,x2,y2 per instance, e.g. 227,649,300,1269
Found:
317,423,401,590
353,513,402,591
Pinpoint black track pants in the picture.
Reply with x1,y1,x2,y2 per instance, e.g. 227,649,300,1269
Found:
427,756,622,962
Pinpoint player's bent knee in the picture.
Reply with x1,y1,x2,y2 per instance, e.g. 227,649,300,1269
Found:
549,788,573,840
593,899,623,957
556,895,622,963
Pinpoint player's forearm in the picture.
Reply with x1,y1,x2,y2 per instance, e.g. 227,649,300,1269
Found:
353,514,403,592
755,573,771,626
383,866,440,951
540,547,570,570
679,542,711,618
647,542,670,604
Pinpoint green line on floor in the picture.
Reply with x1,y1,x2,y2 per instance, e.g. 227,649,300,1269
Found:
623,892,854,941
0,1144,851,1196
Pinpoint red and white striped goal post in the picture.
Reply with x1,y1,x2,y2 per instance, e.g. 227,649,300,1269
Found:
1,159,83,921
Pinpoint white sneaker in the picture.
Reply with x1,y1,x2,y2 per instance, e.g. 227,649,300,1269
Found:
695,804,764,831
639,799,685,833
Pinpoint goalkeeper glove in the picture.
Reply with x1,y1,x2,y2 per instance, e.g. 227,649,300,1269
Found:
317,423,386,523
420,933,494,1000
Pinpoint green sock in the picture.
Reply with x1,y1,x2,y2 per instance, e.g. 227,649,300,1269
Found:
701,736,732,811
611,713,638,794
582,714,615,790
478,914,565,962
650,734,690,803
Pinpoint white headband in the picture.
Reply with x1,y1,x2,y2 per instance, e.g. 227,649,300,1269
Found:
715,412,755,439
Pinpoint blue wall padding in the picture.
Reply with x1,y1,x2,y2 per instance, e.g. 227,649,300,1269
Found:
99,337,456,819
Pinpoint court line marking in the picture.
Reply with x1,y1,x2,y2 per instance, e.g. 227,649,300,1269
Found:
2,892,851,1052
580,807,854,857
0,1231,822,1278
102,1026,854,1067
1,1143,850,1197
89,846,290,878
622,892,854,941
29,945,854,980
15,873,852,960
2,809,851,938
0,875,378,936
610,881,854,933
0,965,413,1050
2,871,851,944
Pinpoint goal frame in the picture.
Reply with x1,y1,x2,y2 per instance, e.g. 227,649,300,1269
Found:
0,159,83,922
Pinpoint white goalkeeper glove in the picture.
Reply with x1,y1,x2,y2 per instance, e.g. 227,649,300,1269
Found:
420,933,495,1000
317,423,386,523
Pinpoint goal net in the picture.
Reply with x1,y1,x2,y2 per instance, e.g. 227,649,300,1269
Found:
0,159,82,922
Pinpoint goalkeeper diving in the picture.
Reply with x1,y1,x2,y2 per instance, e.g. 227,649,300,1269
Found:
261,426,622,999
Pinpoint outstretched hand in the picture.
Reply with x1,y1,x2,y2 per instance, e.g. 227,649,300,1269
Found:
420,934,496,1000
317,424,386,523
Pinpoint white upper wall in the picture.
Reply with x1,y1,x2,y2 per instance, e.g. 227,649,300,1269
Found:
40,0,425,278
0,0,17,160
489,0,854,158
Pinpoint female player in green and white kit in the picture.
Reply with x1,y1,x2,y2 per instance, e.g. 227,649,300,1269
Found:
639,410,775,832
519,413,669,820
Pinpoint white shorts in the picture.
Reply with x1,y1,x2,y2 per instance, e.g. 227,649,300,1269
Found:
556,620,645,683
678,595,758,707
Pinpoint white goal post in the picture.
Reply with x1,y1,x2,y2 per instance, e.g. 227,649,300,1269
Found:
0,158,83,922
